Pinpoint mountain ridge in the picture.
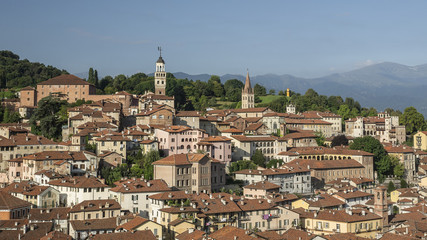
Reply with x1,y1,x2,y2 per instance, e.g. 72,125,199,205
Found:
169,62,427,116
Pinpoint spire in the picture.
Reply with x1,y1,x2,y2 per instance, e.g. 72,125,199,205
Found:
157,46,165,64
243,70,252,94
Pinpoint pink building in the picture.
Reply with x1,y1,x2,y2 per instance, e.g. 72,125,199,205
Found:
155,126,207,156
197,136,232,166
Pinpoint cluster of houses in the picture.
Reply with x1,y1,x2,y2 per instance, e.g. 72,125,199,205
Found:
1,54,427,240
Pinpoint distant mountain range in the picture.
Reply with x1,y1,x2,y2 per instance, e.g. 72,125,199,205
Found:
171,62,427,116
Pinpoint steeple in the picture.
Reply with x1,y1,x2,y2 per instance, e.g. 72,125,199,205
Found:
241,70,254,109
243,71,253,94
154,47,166,95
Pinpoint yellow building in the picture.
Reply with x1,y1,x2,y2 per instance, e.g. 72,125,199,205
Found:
414,131,427,150
299,209,382,238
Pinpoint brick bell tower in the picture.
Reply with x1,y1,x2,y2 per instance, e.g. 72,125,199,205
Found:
374,185,388,228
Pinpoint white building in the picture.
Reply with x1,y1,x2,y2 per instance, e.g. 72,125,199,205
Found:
48,175,110,206
109,178,171,218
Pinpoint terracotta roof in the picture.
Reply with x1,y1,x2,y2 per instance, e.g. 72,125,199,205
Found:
385,145,415,153
304,194,346,208
70,199,120,213
307,209,381,223
110,178,171,193
95,135,132,142
176,111,201,117
70,217,117,231
243,117,262,123
0,219,29,228
231,135,279,142
38,74,93,85
244,181,280,190
390,212,427,223
40,231,72,240
90,230,156,240
230,107,270,113
208,225,257,240
116,216,149,231
350,177,374,185
156,125,192,133
287,146,374,156
325,233,370,240
21,86,36,91
148,191,190,200
142,93,174,100
285,118,332,125
199,136,232,142
333,190,373,200
245,122,265,131
281,131,317,140
237,198,278,212
22,151,89,162
380,233,417,240
5,134,58,146
0,192,32,210
48,176,108,188
281,228,320,240
152,153,219,166
221,127,243,133
29,207,70,221
176,229,205,240
136,107,173,116
21,222,54,240
287,158,364,170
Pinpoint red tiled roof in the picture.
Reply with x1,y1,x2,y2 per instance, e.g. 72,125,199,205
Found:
153,153,218,166
0,192,32,210
244,181,280,190
38,74,93,85
110,179,171,193
90,230,156,240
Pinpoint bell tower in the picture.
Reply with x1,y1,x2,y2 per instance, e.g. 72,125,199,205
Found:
155,47,166,95
374,185,388,228
241,71,254,109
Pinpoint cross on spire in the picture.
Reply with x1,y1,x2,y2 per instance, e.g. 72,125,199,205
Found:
158,46,162,57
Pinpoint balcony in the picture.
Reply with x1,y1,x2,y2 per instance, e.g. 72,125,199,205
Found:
211,216,236,223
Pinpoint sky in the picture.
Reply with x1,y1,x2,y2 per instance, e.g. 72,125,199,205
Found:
1,1,427,78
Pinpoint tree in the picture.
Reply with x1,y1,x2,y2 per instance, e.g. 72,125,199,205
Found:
387,181,396,193
208,75,221,84
224,79,244,102
331,135,349,147
88,68,94,85
315,131,325,146
254,84,267,96
228,160,257,173
251,150,266,168
269,89,276,95
142,150,160,180
400,179,408,188
30,96,67,140
94,69,99,88
266,159,283,168
400,106,425,135
391,156,405,178
350,136,387,172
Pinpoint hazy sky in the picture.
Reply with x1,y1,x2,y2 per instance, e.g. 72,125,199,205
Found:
1,1,427,78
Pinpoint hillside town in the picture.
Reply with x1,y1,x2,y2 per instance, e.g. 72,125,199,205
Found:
2,53,427,240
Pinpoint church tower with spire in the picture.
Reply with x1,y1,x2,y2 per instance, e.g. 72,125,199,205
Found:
154,47,166,95
242,71,254,109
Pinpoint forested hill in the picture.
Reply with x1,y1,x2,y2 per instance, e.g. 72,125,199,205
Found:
0,50,68,89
